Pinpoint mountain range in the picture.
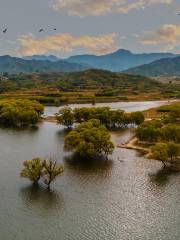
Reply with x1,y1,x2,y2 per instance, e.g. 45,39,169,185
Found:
0,55,87,74
125,56,180,76
0,49,179,75
24,49,176,72
23,55,60,62
67,49,176,72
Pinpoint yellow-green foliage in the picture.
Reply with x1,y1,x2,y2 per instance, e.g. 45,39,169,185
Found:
0,99,44,127
20,157,44,184
56,107,74,128
152,142,180,164
65,119,114,159
42,159,64,188
57,107,144,129
20,157,64,188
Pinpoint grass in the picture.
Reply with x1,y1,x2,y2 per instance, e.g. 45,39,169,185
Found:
143,101,180,120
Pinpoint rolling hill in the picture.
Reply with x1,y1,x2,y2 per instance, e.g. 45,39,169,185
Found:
125,56,180,76
6,69,160,91
0,55,87,74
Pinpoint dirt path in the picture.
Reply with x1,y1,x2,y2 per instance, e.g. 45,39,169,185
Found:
118,137,151,156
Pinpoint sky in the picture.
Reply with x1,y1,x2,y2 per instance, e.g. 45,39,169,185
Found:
0,0,179,57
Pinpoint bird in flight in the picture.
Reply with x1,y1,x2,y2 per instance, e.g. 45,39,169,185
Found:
39,28,44,33
3,28,7,33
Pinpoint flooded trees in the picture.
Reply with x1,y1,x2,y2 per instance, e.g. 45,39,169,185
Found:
152,143,169,167
20,157,64,189
0,99,44,127
57,107,145,129
56,107,74,129
152,142,180,166
130,111,144,125
20,158,44,185
42,159,64,189
65,119,114,159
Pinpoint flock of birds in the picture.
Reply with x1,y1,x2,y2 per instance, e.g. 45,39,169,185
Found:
2,13,180,34
2,27,57,34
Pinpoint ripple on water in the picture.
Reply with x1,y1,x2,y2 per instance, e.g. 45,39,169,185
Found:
0,119,180,239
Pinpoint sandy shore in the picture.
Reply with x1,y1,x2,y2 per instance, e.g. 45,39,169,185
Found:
118,137,151,156
41,116,57,123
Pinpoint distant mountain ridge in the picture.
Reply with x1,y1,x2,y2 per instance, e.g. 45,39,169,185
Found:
0,55,87,74
125,56,180,76
0,49,179,74
23,49,178,72
67,49,177,72
23,55,60,62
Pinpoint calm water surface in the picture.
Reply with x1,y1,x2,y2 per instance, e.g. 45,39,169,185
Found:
0,101,180,240
43,100,171,116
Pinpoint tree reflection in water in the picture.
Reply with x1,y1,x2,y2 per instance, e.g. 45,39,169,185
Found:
19,184,64,215
64,154,113,176
149,166,179,186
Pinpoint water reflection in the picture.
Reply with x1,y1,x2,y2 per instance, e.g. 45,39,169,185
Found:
19,184,64,215
1,119,180,240
55,128,70,139
64,155,113,175
149,166,179,186
0,124,39,132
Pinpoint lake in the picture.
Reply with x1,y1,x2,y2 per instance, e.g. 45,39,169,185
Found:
0,101,180,240
43,100,171,117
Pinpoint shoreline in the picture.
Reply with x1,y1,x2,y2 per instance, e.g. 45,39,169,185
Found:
118,137,151,157
41,98,177,107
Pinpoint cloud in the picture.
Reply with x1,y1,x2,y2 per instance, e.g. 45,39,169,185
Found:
141,24,180,51
117,0,172,14
16,33,117,56
52,0,120,17
51,0,172,17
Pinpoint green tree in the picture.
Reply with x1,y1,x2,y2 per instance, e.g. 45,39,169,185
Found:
160,125,180,143
65,119,114,159
130,111,145,125
56,107,74,128
152,143,168,167
137,121,161,142
0,99,44,127
42,159,64,189
110,110,124,128
167,142,180,162
20,157,44,185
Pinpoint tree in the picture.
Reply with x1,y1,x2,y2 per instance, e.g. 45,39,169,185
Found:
68,107,145,130
130,111,145,125
136,121,161,142
0,99,44,127
56,107,74,128
42,159,64,190
20,157,44,185
20,157,64,189
167,142,180,162
110,110,124,128
160,125,180,143
64,119,114,159
152,143,168,167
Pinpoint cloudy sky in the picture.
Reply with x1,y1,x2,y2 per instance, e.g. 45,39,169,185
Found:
0,0,179,57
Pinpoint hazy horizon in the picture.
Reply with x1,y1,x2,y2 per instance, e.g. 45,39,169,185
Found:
0,48,179,59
